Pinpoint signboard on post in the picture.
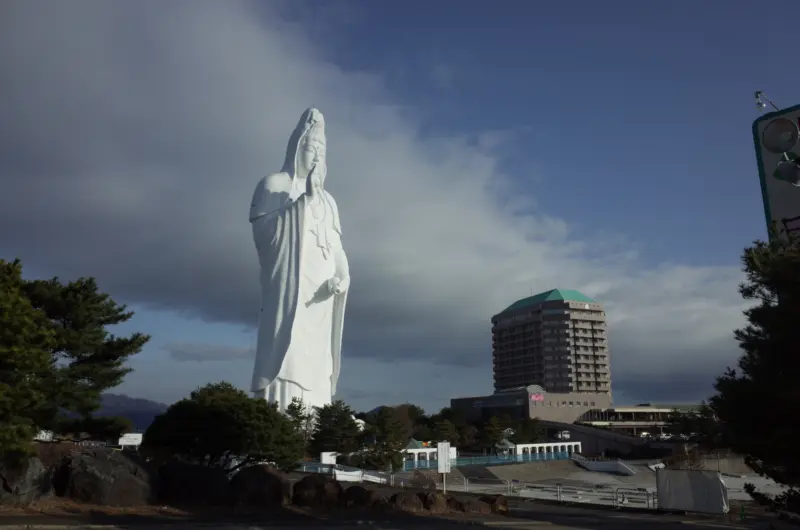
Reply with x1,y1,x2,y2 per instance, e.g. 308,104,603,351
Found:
437,442,451,473
437,441,451,494
118,433,143,447
752,104,800,236
320,452,338,465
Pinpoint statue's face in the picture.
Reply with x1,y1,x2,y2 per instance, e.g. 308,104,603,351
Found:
297,135,323,178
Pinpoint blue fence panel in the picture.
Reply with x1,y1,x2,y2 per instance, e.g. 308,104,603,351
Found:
299,462,334,473
402,450,573,471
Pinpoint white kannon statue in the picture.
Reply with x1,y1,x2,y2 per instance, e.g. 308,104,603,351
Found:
249,108,350,414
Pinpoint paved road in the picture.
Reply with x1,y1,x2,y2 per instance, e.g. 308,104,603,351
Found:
0,519,770,530
0,502,773,530
0,519,767,530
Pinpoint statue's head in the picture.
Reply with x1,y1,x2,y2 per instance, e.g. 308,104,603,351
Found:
282,108,327,183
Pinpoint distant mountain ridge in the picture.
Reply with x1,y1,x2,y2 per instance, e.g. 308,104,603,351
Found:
98,393,169,432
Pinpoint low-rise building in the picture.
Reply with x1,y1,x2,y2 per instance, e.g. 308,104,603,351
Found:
580,403,700,437
451,384,613,424
451,387,700,440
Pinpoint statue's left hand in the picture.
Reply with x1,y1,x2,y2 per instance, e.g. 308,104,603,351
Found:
327,277,346,296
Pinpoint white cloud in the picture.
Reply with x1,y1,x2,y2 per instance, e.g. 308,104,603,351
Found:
0,0,747,405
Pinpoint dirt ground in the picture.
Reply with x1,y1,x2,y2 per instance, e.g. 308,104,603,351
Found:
0,478,781,530
0,483,503,527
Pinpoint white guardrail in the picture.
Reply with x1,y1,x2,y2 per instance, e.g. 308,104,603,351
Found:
297,462,745,511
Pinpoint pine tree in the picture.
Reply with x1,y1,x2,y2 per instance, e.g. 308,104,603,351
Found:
511,417,544,444
21,275,150,436
433,419,459,445
366,406,413,471
710,233,800,509
481,416,506,449
308,400,361,457
458,424,478,448
0,260,55,461
285,397,313,449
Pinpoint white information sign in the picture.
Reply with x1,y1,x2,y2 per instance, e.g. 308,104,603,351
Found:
437,442,451,474
118,433,143,446
753,104,800,236
34,430,54,442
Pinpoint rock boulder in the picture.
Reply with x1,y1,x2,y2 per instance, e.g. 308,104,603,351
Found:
229,465,289,509
0,457,52,505
480,494,509,515
343,485,378,508
292,474,343,510
417,491,447,513
445,494,464,512
462,499,492,514
389,491,424,513
156,461,230,506
53,449,151,506
409,470,437,490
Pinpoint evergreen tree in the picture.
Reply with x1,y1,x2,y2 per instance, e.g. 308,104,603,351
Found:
65,415,133,441
309,400,361,456
143,382,303,472
435,407,465,426
665,408,692,436
405,405,434,442
710,233,800,509
481,416,506,449
22,275,149,435
397,403,426,424
665,404,722,447
511,417,544,444
0,260,55,461
458,424,478,448
361,406,413,471
285,397,313,449
412,422,435,442
433,419,459,445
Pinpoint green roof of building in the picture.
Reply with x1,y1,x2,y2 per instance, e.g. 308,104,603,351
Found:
497,289,596,315
405,439,425,449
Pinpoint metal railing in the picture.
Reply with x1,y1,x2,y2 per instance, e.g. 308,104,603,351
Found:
297,460,744,512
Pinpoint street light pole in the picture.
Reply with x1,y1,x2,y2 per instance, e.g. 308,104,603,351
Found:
755,91,780,112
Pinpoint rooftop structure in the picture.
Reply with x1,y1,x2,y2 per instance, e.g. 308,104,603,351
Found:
491,289,611,395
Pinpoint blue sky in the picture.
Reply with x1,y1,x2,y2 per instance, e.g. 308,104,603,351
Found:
324,1,800,258
2,0,797,413
284,0,794,262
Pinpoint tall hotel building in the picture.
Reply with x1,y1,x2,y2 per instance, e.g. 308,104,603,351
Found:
451,289,613,424
492,289,611,394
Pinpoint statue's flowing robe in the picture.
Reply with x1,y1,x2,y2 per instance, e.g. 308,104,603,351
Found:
249,175,347,412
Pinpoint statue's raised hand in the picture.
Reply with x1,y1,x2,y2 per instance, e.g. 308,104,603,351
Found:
305,164,322,198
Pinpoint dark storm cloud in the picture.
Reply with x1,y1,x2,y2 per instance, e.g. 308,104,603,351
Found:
166,343,254,362
0,0,748,402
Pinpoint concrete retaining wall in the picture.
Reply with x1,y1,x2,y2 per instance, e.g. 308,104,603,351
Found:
572,454,637,476
698,456,752,476
540,421,644,456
